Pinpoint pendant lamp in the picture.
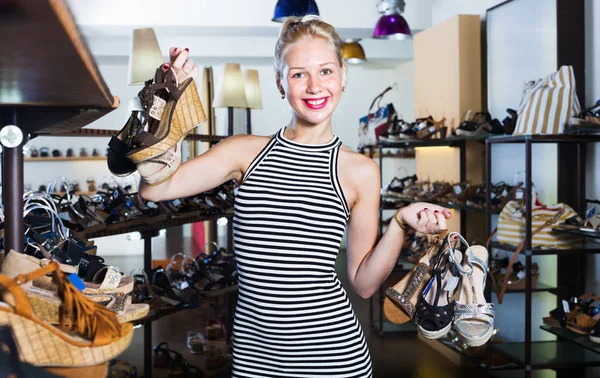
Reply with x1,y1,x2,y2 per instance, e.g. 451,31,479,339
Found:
373,0,412,40
342,39,367,64
272,0,320,22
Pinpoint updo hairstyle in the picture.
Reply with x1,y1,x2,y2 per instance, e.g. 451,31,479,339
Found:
274,15,344,81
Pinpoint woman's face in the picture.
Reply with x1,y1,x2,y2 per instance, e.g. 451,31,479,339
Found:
279,37,346,127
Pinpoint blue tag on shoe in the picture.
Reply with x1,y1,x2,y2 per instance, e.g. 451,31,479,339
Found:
68,273,86,292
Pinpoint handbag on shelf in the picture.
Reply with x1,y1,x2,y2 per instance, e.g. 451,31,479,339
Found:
490,200,583,304
358,86,397,148
513,65,581,135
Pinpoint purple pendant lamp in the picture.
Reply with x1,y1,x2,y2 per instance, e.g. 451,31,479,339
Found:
373,0,412,40
272,0,320,22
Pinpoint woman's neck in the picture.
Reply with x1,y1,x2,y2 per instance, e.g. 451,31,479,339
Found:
285,116,334,144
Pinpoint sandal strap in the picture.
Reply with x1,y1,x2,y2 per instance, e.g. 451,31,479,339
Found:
455,302,495,324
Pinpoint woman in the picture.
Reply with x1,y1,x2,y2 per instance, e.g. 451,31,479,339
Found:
140,16,451,378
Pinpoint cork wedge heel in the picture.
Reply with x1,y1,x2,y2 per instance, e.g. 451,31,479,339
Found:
127,67,206,164
0,262,133,367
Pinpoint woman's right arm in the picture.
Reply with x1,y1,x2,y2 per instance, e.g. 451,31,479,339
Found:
139,134,263,202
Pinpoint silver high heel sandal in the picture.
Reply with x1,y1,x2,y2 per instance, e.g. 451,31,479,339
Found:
449,232,495,347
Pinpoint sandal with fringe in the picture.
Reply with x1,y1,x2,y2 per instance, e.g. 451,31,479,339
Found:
384,230,450,324
127,67,206,164
0,261,133,367
451,233,495,347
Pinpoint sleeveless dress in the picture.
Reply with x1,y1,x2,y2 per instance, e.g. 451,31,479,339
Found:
232,127,373,378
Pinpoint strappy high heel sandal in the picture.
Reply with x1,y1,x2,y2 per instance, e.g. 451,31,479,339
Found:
127,67,207,164
0,262,133,366
416,249,462,340
384,230,450,324
450,232,495,347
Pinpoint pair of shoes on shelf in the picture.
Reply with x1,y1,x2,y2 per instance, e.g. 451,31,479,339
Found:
544,293,600,340
385,231,495,347
108,62,207,186
384,174,418,197
153,342,204,377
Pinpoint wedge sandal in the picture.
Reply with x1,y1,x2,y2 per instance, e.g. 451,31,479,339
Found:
451,233,495,347
384,230,450,324
416,249,462,340
0,262,133,367
136,137,183,186
127,67,207,164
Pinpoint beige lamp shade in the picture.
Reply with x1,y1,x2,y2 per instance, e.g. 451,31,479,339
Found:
243,69,262,110
127,28,164,86
213,63,248,108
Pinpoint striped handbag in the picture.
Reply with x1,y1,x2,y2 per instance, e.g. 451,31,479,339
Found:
513,65,581,135
496,200,582,249
492,201,582,303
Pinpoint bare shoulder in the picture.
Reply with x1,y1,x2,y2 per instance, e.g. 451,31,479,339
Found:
338,144,379,181
336,144,380,209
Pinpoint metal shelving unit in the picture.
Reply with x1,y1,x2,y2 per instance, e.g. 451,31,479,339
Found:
485,134,600,377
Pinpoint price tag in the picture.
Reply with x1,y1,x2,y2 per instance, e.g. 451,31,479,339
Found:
444,276,460,293
562,299,570,314
149,96,167,120
516,270,526,279
515,190,524,200
454,185,462,195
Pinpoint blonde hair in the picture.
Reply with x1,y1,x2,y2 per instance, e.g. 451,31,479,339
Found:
274,15,344,80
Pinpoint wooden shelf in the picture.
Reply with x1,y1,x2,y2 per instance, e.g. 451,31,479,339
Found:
32,128,227,143
25,156,106,162
0,0,118,134
85,210,234,238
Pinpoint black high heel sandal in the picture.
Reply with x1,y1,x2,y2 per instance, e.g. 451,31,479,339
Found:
416,248,462,340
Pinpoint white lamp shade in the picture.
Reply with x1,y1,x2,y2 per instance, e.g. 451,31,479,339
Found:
213,63,248,108
243,69,263,110
127,28,164,86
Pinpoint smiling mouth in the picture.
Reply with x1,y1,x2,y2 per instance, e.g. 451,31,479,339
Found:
302,97,329,109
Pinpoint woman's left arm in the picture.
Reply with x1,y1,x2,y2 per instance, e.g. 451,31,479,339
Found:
345,160,451,299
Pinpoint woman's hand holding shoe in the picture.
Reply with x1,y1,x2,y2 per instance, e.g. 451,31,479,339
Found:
395,203,452,234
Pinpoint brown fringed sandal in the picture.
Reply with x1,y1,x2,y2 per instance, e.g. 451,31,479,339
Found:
384,230,451,324
0,261,134,367
127,67,207,164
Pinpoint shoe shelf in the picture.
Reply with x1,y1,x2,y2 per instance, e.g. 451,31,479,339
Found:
85,210,234,239
24,156,106,162
490,241,600,256
433,337,519,372
376,137,472,149
32,128,228,143
360,150,416,159
490,281,558,294
552,226,600,241
486,134,600,144
488,340,600,370
381,195,501,215
540,325,600,355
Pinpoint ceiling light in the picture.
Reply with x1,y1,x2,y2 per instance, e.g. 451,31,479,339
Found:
342,39,367,64
272,0,320,23
373,0,412,40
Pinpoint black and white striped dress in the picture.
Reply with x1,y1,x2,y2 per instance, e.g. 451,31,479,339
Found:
232,127,373,378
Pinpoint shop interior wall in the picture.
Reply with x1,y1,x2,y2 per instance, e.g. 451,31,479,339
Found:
432,0,600,347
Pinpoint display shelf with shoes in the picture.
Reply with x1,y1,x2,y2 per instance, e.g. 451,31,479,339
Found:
488,341,600,370
540,325,600,354
24,156,107,162
489,241,600,256
32,127,227,143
